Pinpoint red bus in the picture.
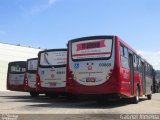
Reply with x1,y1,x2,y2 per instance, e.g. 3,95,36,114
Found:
25,58,39,97
36,49,67,97
67,36,154,103
7,61,26,91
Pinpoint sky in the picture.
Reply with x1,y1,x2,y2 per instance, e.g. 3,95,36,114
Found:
0,0,160,69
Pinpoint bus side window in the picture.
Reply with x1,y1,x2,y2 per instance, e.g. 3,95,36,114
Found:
124,47,128,58
148,65,152,77
138,58,142,72
120,44,129,69
137,58,139,70
151,66,153,77
145,64,148,75
148,65,150,76
120,45,124,56
133,54,138,71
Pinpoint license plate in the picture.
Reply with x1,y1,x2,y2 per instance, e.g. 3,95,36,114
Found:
49,82,56,86
86,77,96,82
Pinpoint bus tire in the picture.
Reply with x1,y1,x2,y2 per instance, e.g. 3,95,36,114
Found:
30,92,39,97
132,86,139,104
147,94,152,100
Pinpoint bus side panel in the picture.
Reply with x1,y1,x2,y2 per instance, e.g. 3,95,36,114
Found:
145,75,153,95
117,37,145,98
7,65,10,90
115,36,122,95
133,71,142,96
119,68,131,96
116,37,131,97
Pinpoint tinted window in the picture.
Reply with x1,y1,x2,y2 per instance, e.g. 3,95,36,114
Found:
120,45,129,69
124,47,128,58
120,45,124,56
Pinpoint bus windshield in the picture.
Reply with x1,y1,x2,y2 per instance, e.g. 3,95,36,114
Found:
27,59,38,71
40,51,67,66
72,39,112,60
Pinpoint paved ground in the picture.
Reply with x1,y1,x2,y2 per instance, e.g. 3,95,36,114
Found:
0,91,160,119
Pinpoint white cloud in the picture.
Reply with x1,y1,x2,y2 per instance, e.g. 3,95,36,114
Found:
48,0,58,6
138,50,160,70
20,0,59,17
0,30,6,35
28,4,48,16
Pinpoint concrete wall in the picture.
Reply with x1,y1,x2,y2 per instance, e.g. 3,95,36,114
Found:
0,43,41,91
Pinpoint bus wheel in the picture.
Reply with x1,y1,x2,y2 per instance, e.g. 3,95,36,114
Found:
132,86,139,104
30,92,39,97
147,94,152,100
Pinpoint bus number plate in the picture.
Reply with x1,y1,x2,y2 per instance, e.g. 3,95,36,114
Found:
86,77,95,82
49,82,56,86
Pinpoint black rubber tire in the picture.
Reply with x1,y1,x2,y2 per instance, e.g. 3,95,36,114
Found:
147,94,152,100
131,86,139,104
30,92,39,97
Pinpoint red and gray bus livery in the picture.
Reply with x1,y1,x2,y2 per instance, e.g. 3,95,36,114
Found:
25,58,39,97
67,36,154,103
7,61,26,91
36,49,67,97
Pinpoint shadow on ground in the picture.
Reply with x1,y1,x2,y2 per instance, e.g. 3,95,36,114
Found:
1,93,148,109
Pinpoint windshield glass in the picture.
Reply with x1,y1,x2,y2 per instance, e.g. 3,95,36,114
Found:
72,39,112,60
27,59,38,71
40,51,67,66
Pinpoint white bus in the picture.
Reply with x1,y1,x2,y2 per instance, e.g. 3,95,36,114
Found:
25,58,39,97
36,49,67,97
7,61,26,91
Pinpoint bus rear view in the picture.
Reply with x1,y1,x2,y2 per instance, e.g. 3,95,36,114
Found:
25,58,39,97
67,36,118,96
36,49,67,97
7,61,26,91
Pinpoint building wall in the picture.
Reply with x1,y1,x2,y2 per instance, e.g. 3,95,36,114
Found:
0,43,41,91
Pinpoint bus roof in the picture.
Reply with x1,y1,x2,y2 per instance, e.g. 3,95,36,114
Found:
68,35,153,67
27,58,38,61
9,61,26,64
69,35,114,42
38,48,67,57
